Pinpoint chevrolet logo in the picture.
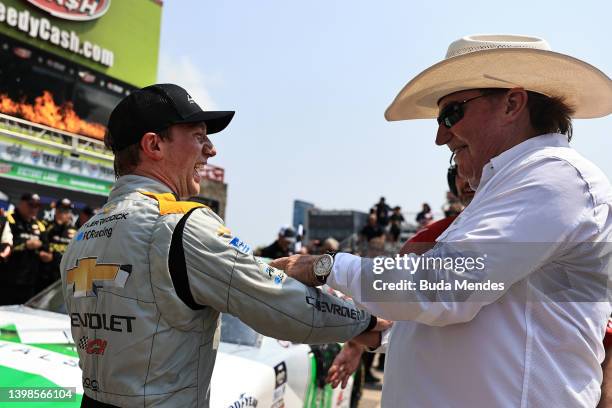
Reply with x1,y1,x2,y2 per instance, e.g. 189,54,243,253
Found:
66,257,132,298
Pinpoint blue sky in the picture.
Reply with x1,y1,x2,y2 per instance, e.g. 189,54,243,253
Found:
158,0,612,247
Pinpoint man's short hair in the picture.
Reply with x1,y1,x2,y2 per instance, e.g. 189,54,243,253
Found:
526,92,574,141
109,127,172,178
481,88,575,141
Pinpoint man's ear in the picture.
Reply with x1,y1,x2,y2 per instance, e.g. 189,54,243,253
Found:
502,87,529,123
139,132,163,160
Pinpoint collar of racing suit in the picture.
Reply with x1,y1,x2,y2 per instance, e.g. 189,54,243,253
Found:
109,175,178,201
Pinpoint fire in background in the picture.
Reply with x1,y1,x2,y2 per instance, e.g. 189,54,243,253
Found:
0,91,106,140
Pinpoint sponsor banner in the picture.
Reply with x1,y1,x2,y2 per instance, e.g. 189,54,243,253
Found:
27,0,111,21
0,140,115,182
0,0,161,86
0,158,113,195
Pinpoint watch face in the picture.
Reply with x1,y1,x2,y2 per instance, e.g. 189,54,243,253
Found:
315,254,333,276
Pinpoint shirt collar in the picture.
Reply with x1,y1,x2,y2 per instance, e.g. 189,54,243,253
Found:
478,133,569,188
109,175,177,201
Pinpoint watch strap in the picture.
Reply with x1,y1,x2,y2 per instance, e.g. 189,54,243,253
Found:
315,269,328,284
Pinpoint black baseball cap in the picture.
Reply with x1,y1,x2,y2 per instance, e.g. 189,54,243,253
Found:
106,83,235,152
279,226,296,242
56,198,74,211
20,193,40,203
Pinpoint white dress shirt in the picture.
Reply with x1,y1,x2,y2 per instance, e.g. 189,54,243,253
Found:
329,134,612,407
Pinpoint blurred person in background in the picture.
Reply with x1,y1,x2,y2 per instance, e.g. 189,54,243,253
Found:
39,198,77,292
388,206,405,242
75,206,95,229
0,208,12,263
444,201,464,218
361,214,386,258
415,202,433,227
41,199,55,227
408,161,474,246
373,196,391,228
256,226,297,259
305,238,322,255
360,214,384,242
1,193,46,305
322,237,339,253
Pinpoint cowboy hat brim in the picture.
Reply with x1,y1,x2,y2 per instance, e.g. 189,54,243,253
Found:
385,48,612,121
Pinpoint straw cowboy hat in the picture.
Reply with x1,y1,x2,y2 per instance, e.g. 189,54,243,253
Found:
385,34,612,120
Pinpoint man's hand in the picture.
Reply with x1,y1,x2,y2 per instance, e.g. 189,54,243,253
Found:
269,255,320,286
326,320,392,389
373,318,393,333
39,251,53,263
327,341,364,389
0,246,10,261
25,238,42,250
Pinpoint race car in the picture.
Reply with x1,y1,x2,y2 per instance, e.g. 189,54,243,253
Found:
0,281,363,407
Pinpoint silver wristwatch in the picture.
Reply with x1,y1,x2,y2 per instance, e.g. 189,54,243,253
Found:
313,253,335,284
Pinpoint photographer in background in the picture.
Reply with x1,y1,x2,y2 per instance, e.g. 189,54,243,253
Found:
257,226,297,259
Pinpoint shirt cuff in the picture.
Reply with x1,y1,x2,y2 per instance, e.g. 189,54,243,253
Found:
368,327,391,354
328,252,361,295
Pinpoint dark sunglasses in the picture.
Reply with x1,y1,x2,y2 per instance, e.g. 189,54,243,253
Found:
437,94,489,129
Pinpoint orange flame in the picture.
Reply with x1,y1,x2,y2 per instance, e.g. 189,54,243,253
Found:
0,91,106,140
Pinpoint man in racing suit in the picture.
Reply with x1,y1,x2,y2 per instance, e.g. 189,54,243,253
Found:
61,84,380,408
2,193,46,305
39,198,77,292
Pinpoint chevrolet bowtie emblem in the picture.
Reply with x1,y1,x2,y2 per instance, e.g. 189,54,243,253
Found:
66,257,132,298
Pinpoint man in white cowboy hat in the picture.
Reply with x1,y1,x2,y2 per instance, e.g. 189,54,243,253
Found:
271,34,612,407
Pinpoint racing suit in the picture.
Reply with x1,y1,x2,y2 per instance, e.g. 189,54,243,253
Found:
61,175,375,407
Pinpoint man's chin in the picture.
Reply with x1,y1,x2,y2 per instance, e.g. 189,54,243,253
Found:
459,169,481,191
